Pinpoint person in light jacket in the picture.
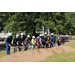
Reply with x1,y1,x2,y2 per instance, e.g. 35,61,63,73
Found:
30,36,36,50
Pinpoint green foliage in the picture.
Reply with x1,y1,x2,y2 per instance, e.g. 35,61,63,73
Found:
0,12,75,35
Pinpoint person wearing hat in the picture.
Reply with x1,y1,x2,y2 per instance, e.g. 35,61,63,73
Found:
38,34,43,49
49,33,55,48
30,36,36,50
24,35,30,51
13,34,19,53
42,32,48,48
19,33,25,52
5,33,12,55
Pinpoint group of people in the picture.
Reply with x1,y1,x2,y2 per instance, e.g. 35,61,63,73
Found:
5,32,61,55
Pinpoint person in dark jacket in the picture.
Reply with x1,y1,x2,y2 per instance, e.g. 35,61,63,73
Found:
19,33,25,52
42,32,48,48
49,33,55,48
13,34,19,53
5,33,12,55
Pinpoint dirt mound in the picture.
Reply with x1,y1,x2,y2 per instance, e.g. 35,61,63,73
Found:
0,46,75,62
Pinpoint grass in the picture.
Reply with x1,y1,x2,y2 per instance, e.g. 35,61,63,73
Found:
64,40,75,49
0,51,13,58
41,40,75,62
41,52,75,62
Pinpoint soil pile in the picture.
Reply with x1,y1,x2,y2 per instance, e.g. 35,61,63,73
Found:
0,46,75,62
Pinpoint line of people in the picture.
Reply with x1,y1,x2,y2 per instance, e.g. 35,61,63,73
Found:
5,32,61,55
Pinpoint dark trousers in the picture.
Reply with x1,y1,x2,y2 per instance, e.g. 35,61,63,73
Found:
50,43,54,48
58,41,61,46
38,43,42,49
42,41,48,48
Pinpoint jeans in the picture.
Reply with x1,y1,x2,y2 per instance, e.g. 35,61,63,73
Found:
24,44,28,51
5,44,10,55
58,41,61,46
38,43,42,49
32,45,34,50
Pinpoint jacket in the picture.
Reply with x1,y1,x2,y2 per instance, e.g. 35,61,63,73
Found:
13,37,19,46
49,36,54,43
38,37,43,43
30,39,36,45
57,35,61,42
19,37,25,46
5,36,12,45
24,38,30,45
43,35,48,42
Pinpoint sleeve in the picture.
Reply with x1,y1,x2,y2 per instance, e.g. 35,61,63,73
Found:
53,37,55,43
19,38,22,45
49,36,51,41
5,37,10,45
46,36,48,42
14,38,17,44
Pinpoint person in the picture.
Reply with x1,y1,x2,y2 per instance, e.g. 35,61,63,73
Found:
38,34,43,49
49,33,55,48
57,33,61,46
13,34,19,53
47,35,50,48
30,36,36,50
19,33,25,52
42,32,48,48
24,35,30,51
36,37,39,49
5,33,12,55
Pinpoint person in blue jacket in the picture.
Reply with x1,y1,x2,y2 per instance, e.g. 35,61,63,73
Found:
5,33,12,55
13,34,19,53
38,34,43,49
49,33,55,48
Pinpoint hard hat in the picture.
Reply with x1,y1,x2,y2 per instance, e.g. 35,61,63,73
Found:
9,33,12,36
44,32,47,34
51,33,53,35
32,36,35,39
16,34,19,37
21,33,23,35
39,34,42,36
27,35,30,38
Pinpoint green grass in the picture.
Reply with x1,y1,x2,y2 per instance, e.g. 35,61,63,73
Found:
64,40,75,49
0,51,13,58
41,52,75,62
41,40,75,62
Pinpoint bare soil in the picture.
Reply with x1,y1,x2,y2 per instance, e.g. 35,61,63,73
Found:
0,45,75,62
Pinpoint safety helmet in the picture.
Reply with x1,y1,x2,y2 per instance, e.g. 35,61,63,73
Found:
51,33,53,35
9,33,12,36
27,35,30,38
21,33,23,35
44,32,47,34
32,36,35,39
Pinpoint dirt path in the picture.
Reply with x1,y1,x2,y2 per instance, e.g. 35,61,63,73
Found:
0,45,75,62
